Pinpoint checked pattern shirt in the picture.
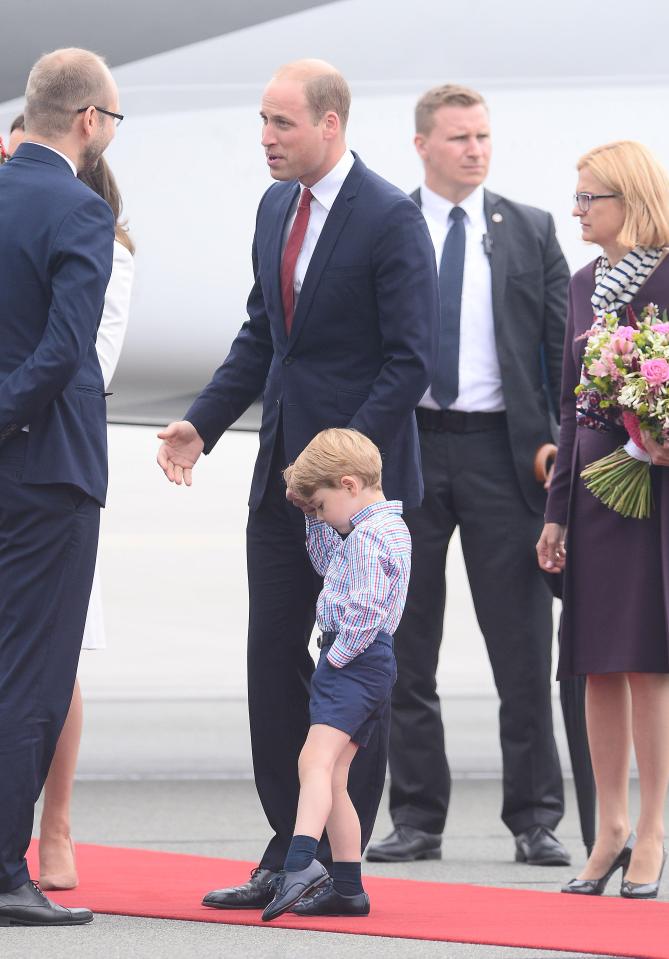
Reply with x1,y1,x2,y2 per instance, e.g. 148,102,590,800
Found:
305,500,411,668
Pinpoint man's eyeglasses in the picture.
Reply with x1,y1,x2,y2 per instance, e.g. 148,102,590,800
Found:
574,192,621,213
77,106,124,127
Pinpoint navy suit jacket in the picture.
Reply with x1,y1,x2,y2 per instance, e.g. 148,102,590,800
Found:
0,143,115,505
186,154,439,510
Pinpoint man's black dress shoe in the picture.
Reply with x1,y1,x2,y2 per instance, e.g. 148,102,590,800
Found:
515,826,571,866
261,860,329,921
621,846,666,900
365,825,442,862
291,879,370,916
0,880,93,926
562,834,635,895
202,867,276,909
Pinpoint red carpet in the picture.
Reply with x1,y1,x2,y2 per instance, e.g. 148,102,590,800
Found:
27,842,669,957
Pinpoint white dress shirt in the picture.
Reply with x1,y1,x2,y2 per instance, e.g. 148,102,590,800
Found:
283,150,355,305
418,183,505,413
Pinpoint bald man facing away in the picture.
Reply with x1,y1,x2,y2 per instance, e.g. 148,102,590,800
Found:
158,59,439,914
0,48,119,926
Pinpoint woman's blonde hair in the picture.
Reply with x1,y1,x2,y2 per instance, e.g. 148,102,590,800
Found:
284,428,382,498
578,140,669,248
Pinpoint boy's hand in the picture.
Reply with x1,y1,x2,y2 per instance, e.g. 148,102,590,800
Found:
286,489,316,515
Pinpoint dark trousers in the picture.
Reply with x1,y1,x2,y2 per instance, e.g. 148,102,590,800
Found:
389,423,564,836
0,435,99,892
246,436,390,871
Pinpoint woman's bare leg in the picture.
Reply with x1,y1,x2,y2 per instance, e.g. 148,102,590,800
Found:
626,672,669,883
39,679,81,889
577,673,632,880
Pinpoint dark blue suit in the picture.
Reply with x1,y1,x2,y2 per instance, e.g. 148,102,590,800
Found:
0,143,114,891
186,154,439,868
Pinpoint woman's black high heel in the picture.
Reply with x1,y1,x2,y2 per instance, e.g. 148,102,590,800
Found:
561,834,635,896
620,847,666,900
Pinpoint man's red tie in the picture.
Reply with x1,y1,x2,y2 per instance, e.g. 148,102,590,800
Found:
281,187,312,334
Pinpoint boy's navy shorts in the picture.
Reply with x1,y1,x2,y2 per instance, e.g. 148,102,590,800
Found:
309,631,397,747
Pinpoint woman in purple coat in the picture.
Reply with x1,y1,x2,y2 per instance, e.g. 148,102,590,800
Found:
537,141,669,900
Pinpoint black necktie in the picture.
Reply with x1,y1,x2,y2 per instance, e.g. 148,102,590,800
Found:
432,206,466,408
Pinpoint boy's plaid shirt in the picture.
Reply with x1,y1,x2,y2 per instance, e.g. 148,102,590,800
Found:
305,500,411,668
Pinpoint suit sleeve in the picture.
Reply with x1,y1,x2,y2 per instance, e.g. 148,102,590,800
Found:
0,195,114,438
185,199,275,453
541,214,570,420
544,280,579,524
347,198,439,451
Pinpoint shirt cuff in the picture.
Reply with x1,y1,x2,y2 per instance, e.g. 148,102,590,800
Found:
326,641,352,669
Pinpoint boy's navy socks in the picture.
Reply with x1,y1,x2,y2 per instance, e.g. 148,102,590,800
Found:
283,835,319,872
331,861,364,896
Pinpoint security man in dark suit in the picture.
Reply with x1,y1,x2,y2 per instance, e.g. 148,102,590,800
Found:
157,59,439,911
367,84,571,867
0,48,119,925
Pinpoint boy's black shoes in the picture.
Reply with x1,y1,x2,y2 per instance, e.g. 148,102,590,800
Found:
365,825,442,862
202,867,276,909
261,860,329,921
291,879,370,916
0,881,93,926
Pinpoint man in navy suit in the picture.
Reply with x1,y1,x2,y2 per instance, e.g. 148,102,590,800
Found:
0,48,119,926
158,59,439,911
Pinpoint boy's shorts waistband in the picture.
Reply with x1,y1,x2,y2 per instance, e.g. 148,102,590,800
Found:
317,630,393,649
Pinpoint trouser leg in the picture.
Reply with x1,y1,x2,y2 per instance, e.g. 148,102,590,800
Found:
454,427,564,835
0,459,99,892
388,429,455,834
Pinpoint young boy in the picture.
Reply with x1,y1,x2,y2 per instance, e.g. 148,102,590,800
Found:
261,428,411,921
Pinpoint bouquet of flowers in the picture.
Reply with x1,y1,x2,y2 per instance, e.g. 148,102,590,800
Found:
575,303,669,519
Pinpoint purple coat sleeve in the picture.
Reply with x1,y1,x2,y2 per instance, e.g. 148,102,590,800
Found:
544,279,580,525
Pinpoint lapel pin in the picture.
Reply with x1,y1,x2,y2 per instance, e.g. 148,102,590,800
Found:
492,212,503,223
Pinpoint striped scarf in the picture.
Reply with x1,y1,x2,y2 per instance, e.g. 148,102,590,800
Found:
591,246,664,316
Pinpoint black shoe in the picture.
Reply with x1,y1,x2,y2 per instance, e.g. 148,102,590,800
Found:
291,879,370,916
0,881,93,926
562,834,635,895
365,825,442,863
515,826,571,866
202,867,277,909
261,860,329,921
621,846,666,900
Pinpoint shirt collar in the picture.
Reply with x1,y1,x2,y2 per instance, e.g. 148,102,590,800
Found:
420,182,486,230
24,141,77,176
351,499,403,528
301,150,354,212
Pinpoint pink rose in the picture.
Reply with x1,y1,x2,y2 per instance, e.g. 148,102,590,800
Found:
589,358,609,377
614,325,635,339
640,358,669,385
651,323,669,334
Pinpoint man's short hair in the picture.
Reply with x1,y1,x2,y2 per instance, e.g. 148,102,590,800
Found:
304,72,351,130
24,48,112,139
415,84,488,136
10,113,25,133
284,429,382,498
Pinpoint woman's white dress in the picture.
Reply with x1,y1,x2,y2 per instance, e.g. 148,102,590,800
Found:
81,240,134,649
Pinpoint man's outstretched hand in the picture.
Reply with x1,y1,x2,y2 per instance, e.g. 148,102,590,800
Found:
157,421,204,486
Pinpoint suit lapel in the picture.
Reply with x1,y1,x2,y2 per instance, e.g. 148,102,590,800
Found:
484,190,508,341
287,157,365,345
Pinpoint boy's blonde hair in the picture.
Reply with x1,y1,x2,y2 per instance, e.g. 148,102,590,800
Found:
577,140,669,248
284,428,382,498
